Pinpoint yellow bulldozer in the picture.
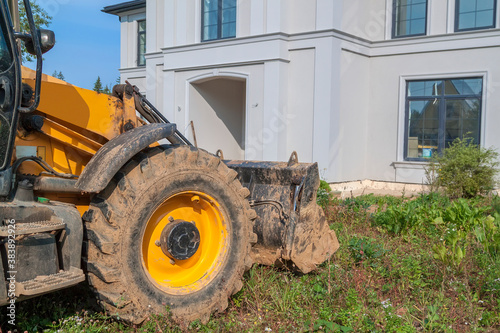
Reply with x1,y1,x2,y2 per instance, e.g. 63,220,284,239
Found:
0,0,339,324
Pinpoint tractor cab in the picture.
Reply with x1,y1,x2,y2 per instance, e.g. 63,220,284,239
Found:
0,0,21,197
0,0,54,197
0,0,85,307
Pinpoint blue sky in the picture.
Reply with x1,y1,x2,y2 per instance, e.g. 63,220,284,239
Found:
26,1,122,90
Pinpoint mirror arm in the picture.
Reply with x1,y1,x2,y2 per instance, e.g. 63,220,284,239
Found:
13,32,30,41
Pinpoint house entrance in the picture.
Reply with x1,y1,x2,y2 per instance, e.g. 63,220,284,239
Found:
189,77,246,160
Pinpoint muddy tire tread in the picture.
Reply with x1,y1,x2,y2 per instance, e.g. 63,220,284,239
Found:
84,145,257,324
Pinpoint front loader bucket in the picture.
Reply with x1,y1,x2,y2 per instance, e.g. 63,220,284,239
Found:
226,157,339,273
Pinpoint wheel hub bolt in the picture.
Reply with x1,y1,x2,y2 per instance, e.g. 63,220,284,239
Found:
155,240,161,247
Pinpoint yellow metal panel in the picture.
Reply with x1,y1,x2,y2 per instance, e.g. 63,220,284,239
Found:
16,67,141,219
37,146,46,160
40,117,102,156
22,67,138,141
22,66,71,86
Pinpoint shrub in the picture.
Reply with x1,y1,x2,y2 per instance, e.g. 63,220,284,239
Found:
317,180,332,209
425,136,499,198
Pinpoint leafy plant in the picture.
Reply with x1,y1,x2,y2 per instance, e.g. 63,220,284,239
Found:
442,198,489,232
432,220,467,271
391,256,428,290
431,199,489,271
317,179,332,208
423,304,444,331
348,236,387,266
371,193,447,235
426,136,499,198
473,213,500,261
341,196,372,212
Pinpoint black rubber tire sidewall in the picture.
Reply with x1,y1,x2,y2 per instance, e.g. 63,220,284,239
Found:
85,146,253,323
123,169,248,312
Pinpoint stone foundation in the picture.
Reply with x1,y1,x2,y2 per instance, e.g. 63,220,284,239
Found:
328,180,431,199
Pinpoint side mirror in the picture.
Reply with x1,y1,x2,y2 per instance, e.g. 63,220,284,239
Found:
24,29,55,55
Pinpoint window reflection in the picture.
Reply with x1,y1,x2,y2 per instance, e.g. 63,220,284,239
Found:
393,0,428,37
456,0,496,31
202,0,236,41
406,78,483,160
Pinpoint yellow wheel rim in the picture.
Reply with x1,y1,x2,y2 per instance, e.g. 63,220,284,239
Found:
142,191,228,294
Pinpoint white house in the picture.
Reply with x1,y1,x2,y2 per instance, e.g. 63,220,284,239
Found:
103,0,500,186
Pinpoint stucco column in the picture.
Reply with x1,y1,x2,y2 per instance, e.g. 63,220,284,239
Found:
145,60,157,102
120,15,129,69
262,60,288,161
266,0,283,33
250,0,265,35
163,0,175,47
162,70,176,123
146,0,156,53
316,0,343,30
312,38,342,182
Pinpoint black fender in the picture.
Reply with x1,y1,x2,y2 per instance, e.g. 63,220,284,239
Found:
75,123,176,193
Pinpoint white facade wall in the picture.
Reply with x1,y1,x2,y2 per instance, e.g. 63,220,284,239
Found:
112,0,500,184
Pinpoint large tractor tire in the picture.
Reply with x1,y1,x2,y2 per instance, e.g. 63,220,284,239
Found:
82,145,256,324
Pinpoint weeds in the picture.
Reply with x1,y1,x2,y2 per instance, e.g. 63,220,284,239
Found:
1,194,499,332
474,214,500,261
348,236,387,266
432,227,467,271
371,194,444,236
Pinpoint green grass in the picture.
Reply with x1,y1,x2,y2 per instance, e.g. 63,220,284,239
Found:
2,193,500,332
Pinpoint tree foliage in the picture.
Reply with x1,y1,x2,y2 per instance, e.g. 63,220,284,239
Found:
102,85,111,95
52,70,64,81
93,77,113,95
93,76,103,93
18,0,52,62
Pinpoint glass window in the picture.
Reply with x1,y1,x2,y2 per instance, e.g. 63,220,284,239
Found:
393,0,428,38
202,0,236,42
0,26,12,72
405,78,483,160
456,0,496,31
137,20,146,66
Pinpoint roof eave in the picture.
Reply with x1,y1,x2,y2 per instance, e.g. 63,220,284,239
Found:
102,0,146,16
